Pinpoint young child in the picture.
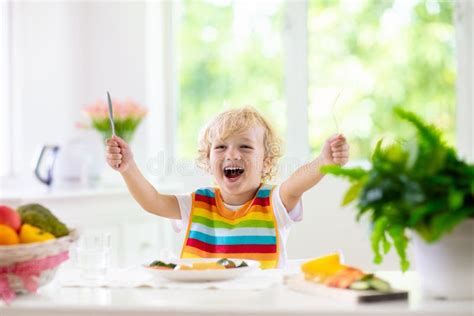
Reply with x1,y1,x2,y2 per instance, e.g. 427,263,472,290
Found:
105,107,349,268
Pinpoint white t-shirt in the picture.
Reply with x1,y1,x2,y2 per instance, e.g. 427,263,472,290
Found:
171,185,303,268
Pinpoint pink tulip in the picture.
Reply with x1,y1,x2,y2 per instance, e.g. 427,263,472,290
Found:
83,98,148,120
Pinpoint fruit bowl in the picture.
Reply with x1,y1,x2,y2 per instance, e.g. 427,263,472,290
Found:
0,229,78,303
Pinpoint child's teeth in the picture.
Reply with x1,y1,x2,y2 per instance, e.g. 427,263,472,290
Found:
223,167,244,177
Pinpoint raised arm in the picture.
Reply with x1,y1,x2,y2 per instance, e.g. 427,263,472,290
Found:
106,135,181,219
280,134,349,211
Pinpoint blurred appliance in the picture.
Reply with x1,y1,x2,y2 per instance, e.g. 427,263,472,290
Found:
33,138,102,188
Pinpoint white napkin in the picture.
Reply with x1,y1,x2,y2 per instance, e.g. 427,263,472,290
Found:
57,267,155,288
57,267,281,290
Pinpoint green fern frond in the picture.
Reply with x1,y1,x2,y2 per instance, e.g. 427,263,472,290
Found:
393,107,443,147
320,165,368,181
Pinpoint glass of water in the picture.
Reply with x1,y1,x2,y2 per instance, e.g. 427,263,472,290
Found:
76,232,111,282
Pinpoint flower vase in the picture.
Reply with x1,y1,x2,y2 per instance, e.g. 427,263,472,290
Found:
100,131,134,144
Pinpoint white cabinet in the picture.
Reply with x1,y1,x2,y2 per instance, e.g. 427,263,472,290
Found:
120,221,161,266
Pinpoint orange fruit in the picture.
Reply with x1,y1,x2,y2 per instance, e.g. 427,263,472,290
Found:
0,224,20,245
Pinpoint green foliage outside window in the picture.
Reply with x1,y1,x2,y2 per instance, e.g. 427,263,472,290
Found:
308,0,455,159
178,0,285,158
178,0,456,162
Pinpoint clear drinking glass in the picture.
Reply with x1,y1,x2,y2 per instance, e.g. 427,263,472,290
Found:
76,232,111,282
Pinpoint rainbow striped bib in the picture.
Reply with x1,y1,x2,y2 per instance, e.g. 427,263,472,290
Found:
180,184,279,269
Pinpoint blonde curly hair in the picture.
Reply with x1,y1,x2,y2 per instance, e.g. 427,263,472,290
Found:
197,107,283,182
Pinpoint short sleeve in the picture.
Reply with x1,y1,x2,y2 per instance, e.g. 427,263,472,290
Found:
271,184,303,230
171,193,192,233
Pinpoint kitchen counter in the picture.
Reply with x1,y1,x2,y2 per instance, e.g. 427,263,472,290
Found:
0,177,183,201
1,268,472,316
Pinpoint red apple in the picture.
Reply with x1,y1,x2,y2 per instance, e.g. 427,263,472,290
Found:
0,205,21,231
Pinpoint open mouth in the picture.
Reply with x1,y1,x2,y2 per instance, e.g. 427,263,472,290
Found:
223,166,245,179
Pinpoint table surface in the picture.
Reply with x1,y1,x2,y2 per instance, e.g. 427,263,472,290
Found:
1,264,473,316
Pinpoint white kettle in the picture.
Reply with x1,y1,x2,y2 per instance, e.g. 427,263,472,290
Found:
33,138,103,188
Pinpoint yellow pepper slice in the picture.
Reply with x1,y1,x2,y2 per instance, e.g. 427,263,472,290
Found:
19,223,55,243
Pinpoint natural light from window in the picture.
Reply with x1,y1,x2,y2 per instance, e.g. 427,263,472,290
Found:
308,0,456,159
177,0,285,159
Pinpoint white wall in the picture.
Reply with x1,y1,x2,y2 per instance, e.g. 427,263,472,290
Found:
10,2,149,179
288,176,402,270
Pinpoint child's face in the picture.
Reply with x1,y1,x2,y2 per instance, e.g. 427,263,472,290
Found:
209,126,267,200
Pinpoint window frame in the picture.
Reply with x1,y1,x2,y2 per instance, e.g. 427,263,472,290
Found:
283,0,310,161
455,0,473,161
145,1,178,164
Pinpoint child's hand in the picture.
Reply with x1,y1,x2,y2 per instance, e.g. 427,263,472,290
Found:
319,134,349,166
105,135,134,173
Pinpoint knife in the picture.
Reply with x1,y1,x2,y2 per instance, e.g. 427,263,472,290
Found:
107,91,116,136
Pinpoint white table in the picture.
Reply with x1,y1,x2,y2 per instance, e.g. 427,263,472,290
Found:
1,267,472,316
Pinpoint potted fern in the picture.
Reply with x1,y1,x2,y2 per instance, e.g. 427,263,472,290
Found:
322,108,474,299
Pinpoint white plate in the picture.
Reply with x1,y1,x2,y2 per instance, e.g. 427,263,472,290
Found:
143,258,260,282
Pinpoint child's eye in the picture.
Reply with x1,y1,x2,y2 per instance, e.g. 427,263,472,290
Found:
241,145,253,149
215,145,226,150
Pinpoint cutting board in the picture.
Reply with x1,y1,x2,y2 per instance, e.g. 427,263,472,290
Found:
284,274,409,304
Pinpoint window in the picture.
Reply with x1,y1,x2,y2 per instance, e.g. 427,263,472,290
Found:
307,0,456,159
177,0,286,158
174,0,459,163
